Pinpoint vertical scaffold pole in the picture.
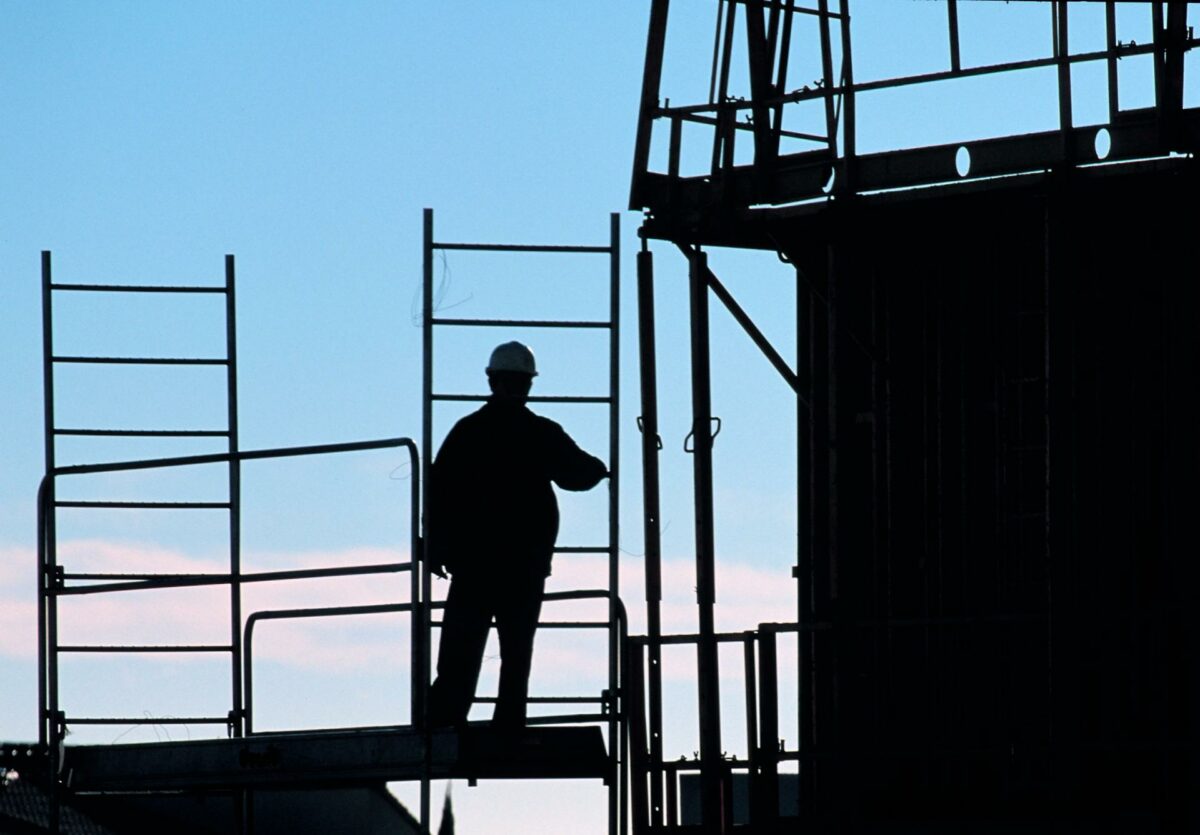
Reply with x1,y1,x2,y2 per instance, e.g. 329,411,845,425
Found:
420,207,435,834
608,212,623,835
688,248,725,832
39,251,54,751
636,239,665,827
225,254,243,740
39,251,61,835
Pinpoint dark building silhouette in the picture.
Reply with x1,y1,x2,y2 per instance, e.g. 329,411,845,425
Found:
627,2,1200,832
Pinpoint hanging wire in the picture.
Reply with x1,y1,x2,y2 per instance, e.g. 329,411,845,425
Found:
410,250,473,327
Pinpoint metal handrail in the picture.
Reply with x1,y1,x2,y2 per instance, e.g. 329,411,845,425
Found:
37,436,420,747
243,602,415,734
240,588,628,734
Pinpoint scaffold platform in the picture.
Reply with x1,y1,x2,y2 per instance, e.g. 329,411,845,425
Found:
62,725,609,793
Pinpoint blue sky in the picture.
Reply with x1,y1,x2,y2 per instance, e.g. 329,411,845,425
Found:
1,3,1193,832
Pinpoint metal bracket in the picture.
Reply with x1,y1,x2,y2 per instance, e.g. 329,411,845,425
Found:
684,417,722,453
636,417,663,450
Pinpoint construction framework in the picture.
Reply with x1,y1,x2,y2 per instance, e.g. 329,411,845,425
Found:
628,1,1199,832
35,212,627,834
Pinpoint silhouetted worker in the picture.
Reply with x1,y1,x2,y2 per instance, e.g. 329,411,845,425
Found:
426,341,608,730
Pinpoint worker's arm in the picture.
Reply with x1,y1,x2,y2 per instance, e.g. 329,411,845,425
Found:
544,421,608,491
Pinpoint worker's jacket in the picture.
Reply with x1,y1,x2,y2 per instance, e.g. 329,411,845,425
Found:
427,398,607,578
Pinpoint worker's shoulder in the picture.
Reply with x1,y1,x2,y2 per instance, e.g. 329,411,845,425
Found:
441,406,492,442
527,410,569,436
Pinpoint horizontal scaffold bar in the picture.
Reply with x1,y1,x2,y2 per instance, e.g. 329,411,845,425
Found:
432,317,611,329
54,428,230,437
432,394,610,404
56,501,231,510
66,716,230,725
50,283,226,294
57,644,232,653
432,242,610,254
52,355,227,366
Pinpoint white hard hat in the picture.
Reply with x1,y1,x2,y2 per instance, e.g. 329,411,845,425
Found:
486,341,538,376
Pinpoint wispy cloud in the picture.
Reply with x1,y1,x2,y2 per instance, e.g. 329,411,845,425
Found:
1,542,797,686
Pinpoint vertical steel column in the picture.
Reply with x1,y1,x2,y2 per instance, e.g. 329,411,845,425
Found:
1054,0,1073,162
839,0,857,190
772,2,796,140
1152,1,1166,110
627,639,651,832
816,0,838,158
630,0,670,210
824,230,842,826
224,255,244,739
420,208,434,835
742,636,760,826
608,212,623,835
795,261,815,817
636,240,666,827
744,0,778,168
947,0,961,72
758,630,780,827
711,0,739,176
688,248,725,832
39,251,54,750
1105,2,1119,122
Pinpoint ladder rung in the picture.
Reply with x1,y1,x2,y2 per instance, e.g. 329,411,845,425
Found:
431,317,611,329
56,564,409,594
63,572,229,581
56,574,233,594
432,394,610,404
50,283,226,294
554,546,610,554
64,716,231,726
56,501,231,510
57,644,232,653
54,428,230,437
52,355,227,366
432,242,610,254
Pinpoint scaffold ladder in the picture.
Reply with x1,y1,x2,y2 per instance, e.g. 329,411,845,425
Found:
39,252,246,750
420,209,624,835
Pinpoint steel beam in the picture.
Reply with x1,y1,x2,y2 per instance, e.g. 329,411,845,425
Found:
687,249,726,832
636,243,666,827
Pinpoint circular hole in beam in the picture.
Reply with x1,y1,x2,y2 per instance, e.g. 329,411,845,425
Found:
955,145,972,178
1095,127,1112,160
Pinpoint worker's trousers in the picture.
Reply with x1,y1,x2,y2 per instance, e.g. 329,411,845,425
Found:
427,568,546,729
